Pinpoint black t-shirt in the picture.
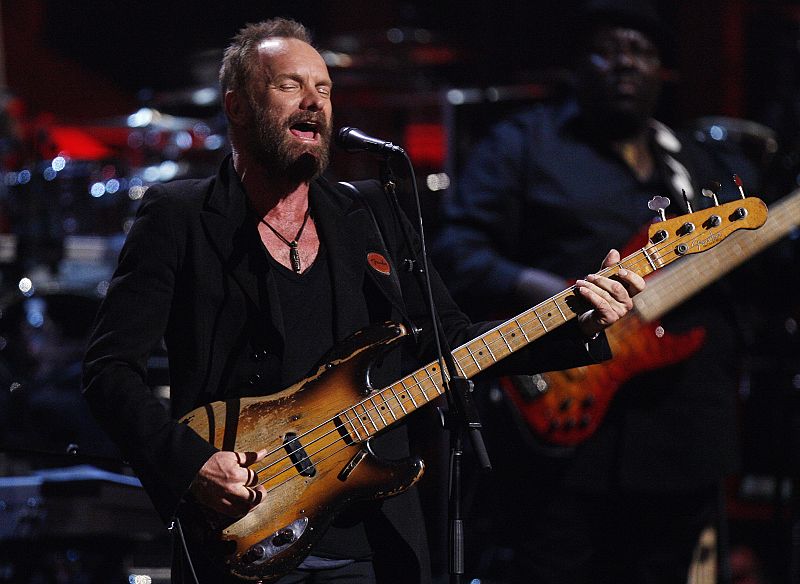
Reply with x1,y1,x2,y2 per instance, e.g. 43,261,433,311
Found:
266,242,375,560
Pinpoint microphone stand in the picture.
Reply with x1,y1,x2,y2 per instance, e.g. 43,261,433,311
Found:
379,154,491,584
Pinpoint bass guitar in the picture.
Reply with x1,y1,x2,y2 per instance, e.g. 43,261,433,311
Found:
179,195,767,581
504,188,799,448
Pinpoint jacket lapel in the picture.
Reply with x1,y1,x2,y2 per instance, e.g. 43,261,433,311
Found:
200,159,262,311
312,180,406,342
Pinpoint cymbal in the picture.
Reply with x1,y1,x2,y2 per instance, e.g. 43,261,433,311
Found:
88,107,204,132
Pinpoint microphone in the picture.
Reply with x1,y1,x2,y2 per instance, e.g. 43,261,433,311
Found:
335,127,405,156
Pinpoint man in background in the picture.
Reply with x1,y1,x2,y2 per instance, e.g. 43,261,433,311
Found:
434,1,759,582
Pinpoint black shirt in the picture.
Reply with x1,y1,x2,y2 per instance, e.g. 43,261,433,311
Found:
266,241,374,560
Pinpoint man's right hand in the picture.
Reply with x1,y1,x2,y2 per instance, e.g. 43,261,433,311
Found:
190,449,268,518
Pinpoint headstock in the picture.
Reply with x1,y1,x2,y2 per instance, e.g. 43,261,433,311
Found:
645,196,767,268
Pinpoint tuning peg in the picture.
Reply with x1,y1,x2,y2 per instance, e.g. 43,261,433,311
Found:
647,195,671,221
682,189,693,213
701,181,721,206
733,174,746,199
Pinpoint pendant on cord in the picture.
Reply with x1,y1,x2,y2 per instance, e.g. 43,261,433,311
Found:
254,207,311,275
289,242,301,273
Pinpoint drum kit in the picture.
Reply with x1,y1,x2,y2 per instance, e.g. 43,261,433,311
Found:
0,91,226,458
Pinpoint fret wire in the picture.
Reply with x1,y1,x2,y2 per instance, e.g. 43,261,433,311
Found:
359,403,379,433
389,385,409,414
555,297,567,321
419,369,437,400
369,396,387,426
353,407,370,436
380,389,398,421
642,248,657,271
482,337,497,361
403,376,420,408
417,371,432,401
424,371,443,397
515,318,531,342
467,346,482,370
342,409,362,441
535,310,548,332
498,329,513,352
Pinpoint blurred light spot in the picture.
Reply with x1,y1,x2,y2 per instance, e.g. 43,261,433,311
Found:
158,160,179,181
794,374,800,390
321,50,353,67
66,549,80,562
129,575,152,584
18,170,31,184
485,87,500,102
446,89,465,105
123,217,135,233
96,280,110,297
129,176,144,187
9,381,21,392
106,178,120,194
43,167,57,181
127,108,154,128
655,326,665,338
142,166,160,183
175,131,193,150
709,125,727,141
425,172,450,191
193,122,210,138
18,277,33,295
204,134,224,150
786,318,798,335
51,156,67,171
387,28,404,43
192,87,218,106
0,336,7,351
90,182,106,197
129,185,147,200
26,308,44,328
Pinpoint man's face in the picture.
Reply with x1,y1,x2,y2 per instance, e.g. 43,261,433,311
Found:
243,37,333,181
577,25,661,135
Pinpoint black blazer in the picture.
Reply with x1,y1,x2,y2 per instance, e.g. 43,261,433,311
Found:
82,158,607,576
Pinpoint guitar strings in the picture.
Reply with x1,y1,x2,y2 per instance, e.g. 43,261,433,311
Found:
244,218,748,493
248,218,746,491
247,218,746,489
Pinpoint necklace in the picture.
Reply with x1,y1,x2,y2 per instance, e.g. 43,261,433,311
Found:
256,207,312,273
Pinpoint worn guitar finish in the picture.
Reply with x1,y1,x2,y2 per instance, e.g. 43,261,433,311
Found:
507,191,798,447
179,197,768,581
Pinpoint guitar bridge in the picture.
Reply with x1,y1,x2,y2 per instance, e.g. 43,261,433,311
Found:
236,517,309,568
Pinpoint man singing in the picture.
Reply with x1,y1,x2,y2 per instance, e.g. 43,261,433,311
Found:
82,17,643,583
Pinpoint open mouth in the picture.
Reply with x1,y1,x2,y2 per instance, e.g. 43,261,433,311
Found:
289,121,319,141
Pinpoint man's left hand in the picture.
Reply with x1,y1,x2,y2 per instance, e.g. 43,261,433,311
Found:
575,249,645,338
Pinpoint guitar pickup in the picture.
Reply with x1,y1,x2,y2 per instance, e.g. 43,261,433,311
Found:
283,432,316,477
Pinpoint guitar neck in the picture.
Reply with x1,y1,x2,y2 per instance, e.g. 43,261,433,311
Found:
634,191,800,322
341,245,668,438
